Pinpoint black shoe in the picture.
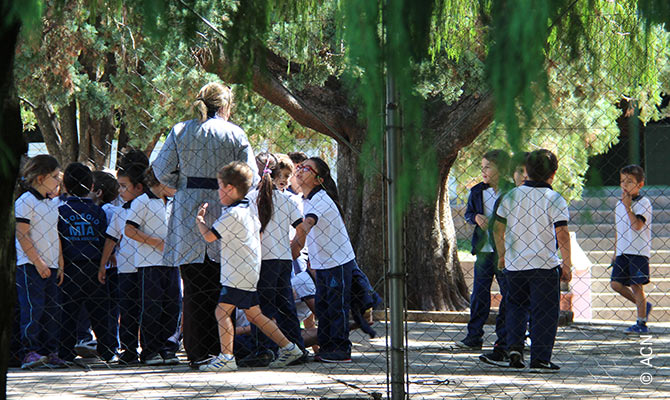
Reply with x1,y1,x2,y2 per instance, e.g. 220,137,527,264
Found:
529,360,560,373
454,340,482,350
189,355,216,370
161,351,180,365
508,351,525,369
479,348,509,367
118,351,140,365
237,349,275,368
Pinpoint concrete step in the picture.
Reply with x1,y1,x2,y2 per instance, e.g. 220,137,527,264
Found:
590,307,669,323
569,208,670,224
589,262,670,277
571,192,670,210
577,237,669,251
584,250,670,264
587,277,670,293
571,223,670,238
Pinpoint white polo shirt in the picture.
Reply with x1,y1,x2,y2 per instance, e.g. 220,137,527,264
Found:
302,188,355,270
211,198,262,291
615,195,652,257
105,204,137,273
248,189,303,260
126,192,168,268
480,187,499,253
496,182,569,271
15,189,60,269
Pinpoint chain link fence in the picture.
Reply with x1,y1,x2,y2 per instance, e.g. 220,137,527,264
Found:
8,8,670,400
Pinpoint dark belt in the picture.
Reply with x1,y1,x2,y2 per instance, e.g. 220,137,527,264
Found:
186,177,218,189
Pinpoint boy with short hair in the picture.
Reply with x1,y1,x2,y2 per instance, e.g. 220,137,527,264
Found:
610,164,653,334
195,161,303,372
58,163,118,363
493,149,572,372
457,149,510,349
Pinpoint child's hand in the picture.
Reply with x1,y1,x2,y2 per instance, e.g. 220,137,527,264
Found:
57,267,64,286
560,262,572,282
621,190,632,211
475,214,488,230
497,256,505,271
156,238,165,252
35,259,51,279
196,203,209,224
98,265,107,284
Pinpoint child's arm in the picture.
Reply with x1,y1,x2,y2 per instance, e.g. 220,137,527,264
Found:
622,193,645,231
124,224,164,251
98,238,117,284
291,217,316,260
492,219,506,270
555,225,572,282
195,203,218,243
16,222,51,279
57,239,64,286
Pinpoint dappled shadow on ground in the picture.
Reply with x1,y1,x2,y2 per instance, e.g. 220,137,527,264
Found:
7,321,670,399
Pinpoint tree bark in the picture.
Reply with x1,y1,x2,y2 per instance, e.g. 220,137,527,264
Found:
199,43,495,310
0,18,28,396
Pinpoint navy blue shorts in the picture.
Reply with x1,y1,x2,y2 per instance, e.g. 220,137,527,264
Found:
218,286,259,309
611,254,650,286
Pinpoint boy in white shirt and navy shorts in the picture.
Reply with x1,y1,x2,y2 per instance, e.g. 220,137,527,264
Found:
493,149,572,372
610,165,653,334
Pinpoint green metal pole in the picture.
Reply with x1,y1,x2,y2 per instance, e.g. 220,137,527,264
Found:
386,74,406,400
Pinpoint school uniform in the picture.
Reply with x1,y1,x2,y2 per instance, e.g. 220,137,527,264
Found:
303,187,357,359
210,198,262,309
105,201,141,356
15,189,61,357
612,195,653,286
58,196,117,362
152,115,257,363
462,182,502,347
247,189,305,353
126,191,180,360
495,181,569,364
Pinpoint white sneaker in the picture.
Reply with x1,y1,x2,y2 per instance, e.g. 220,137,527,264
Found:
269,343,303,368
199,354,237,372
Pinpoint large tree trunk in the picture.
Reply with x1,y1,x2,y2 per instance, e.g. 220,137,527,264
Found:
0,18,28,397
198,43,494,310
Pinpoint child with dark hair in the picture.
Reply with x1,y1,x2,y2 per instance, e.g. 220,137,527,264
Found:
290,157,359,362
242,152,305,366
610,164,653,333
196,161,303,371
124,166,180,365
58,163,118,363
457,149,510,350
493,149,572,372
99,157,148,365
15,154,63,368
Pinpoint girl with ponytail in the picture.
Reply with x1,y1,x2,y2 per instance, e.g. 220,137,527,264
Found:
290,157,357,362
244,152,305,364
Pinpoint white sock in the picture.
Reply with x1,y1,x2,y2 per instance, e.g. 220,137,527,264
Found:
282,343,295,350
222,353,234,360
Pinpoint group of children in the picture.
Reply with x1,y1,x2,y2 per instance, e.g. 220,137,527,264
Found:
13,147,379,371
458,148,653,373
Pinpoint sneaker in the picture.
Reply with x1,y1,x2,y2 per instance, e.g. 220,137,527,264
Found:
269,343,304,368
199,354,237,372
454,340,482,350
74,340,98,358
144,353,164,365
161,351,180,365
479,348,509,367
287,349,310,366
314,352,353,363
118,351,140,365
237,349,275,368
529,360,560,373
508,351,525,369
45,353,68,369
625,323,649,334
189,355,216,370
21,351,47,369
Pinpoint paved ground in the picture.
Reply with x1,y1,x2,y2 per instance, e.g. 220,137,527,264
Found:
7,319,670,399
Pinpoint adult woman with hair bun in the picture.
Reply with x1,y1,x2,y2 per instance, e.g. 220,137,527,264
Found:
152,82,258,367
